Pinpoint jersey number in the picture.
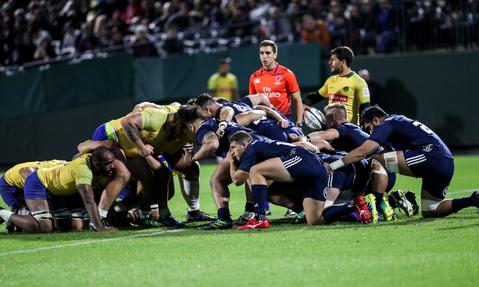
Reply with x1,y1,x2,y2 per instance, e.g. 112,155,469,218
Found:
413,121,433,135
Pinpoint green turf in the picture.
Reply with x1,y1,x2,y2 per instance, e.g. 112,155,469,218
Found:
0,155,478,287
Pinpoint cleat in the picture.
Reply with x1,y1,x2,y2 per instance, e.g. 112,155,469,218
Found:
364,194,379,223
284,209,297,218
470,191,479,208
138,216,163,228
377,196,395,221
235,211,255,226
203,218,233,230
292,211,307,224
159,214,185,228
404,191,419,215
0,207,4,225
265,209,272,216
237,218,270,230
389,190,414,217
353,196,372,224
186,210,215,222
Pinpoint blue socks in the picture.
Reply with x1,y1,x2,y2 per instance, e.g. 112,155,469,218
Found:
251,184,268,215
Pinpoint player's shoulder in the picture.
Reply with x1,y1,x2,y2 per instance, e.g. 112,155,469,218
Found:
209,72,220,80
351,72,368,84
250,67,264,78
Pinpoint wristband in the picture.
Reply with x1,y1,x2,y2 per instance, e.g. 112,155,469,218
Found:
330,159,345,170
218,120,228,129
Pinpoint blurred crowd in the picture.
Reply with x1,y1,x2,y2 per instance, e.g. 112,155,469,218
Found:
0,0,478,67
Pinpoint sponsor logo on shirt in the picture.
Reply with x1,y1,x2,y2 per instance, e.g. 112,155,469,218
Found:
262,87,281,98
329,94,348,102
254,78,260,84
363,87,370,97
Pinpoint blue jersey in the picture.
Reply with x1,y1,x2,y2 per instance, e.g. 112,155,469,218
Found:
369,115,452,159
331,122,369,152
196,118,263,158
238,139,303,172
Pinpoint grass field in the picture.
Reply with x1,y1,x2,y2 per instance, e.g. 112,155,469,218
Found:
0,155,478,287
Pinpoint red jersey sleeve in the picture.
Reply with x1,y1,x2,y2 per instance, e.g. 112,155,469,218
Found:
284,69,300,94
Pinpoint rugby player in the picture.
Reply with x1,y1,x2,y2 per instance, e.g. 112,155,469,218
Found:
227,131,360,228
306,46,370,125
0,147,121,233
249,40,304,126
328,105,479,218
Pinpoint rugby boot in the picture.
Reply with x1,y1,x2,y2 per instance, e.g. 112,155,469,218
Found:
237,218,270,230
203,218,233,230
377,196,395,221
353,195,372,224
186,210,215,222
159,214,185,229
364,194,379,223
405,191,420,215
389,190,414,217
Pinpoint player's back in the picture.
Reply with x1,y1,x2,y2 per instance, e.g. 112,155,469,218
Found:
370,115,452,158
331,122,369,152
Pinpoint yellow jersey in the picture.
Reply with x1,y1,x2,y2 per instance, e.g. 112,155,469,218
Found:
109,102,188,157
37,154,110,196
4,160,67,188
208,72,238,100
319,71,370,125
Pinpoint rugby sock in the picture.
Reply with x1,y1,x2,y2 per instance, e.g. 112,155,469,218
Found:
322,202,354,224
183,178,200,212
218,207,230,220
251,184,268,215
0,209,13,222
245,202,255,213
451,196,474,212
373,192,384,207
98,208,108,219
264,200,270,210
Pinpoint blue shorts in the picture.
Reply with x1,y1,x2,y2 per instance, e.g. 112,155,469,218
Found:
404,148,454,199
91,123,118,141
0,176,23,208
24,171,49,201
327,165,355,190
280,148,328,201
256,122,290,142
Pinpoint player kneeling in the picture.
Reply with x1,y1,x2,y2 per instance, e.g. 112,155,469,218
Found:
227,131,362,228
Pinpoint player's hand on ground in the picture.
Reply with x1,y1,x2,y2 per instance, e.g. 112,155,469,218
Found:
99,226,120,232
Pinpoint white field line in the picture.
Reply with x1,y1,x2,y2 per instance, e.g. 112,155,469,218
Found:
0,229,185,257
447,189,478,196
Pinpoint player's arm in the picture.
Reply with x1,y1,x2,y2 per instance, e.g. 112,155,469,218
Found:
330,140,380,170
216,106,235,137
290,91,304,127
306,80,329,104
313,140,334,151
254,105,289,128
247,93,271,107
77,139,118,154
194,132,220,161
132,102,162,113
308,128,340,144
235,110,267,126
227,152,249,186
77,184,114,232
357,80,371,116
19,167,36,180
292,141,319,152
121,112,154,157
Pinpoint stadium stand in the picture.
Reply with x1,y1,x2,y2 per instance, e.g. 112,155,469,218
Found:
1,0,478,71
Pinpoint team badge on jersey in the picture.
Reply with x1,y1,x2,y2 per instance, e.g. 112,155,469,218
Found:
343,86,349,92
275,76,282,85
